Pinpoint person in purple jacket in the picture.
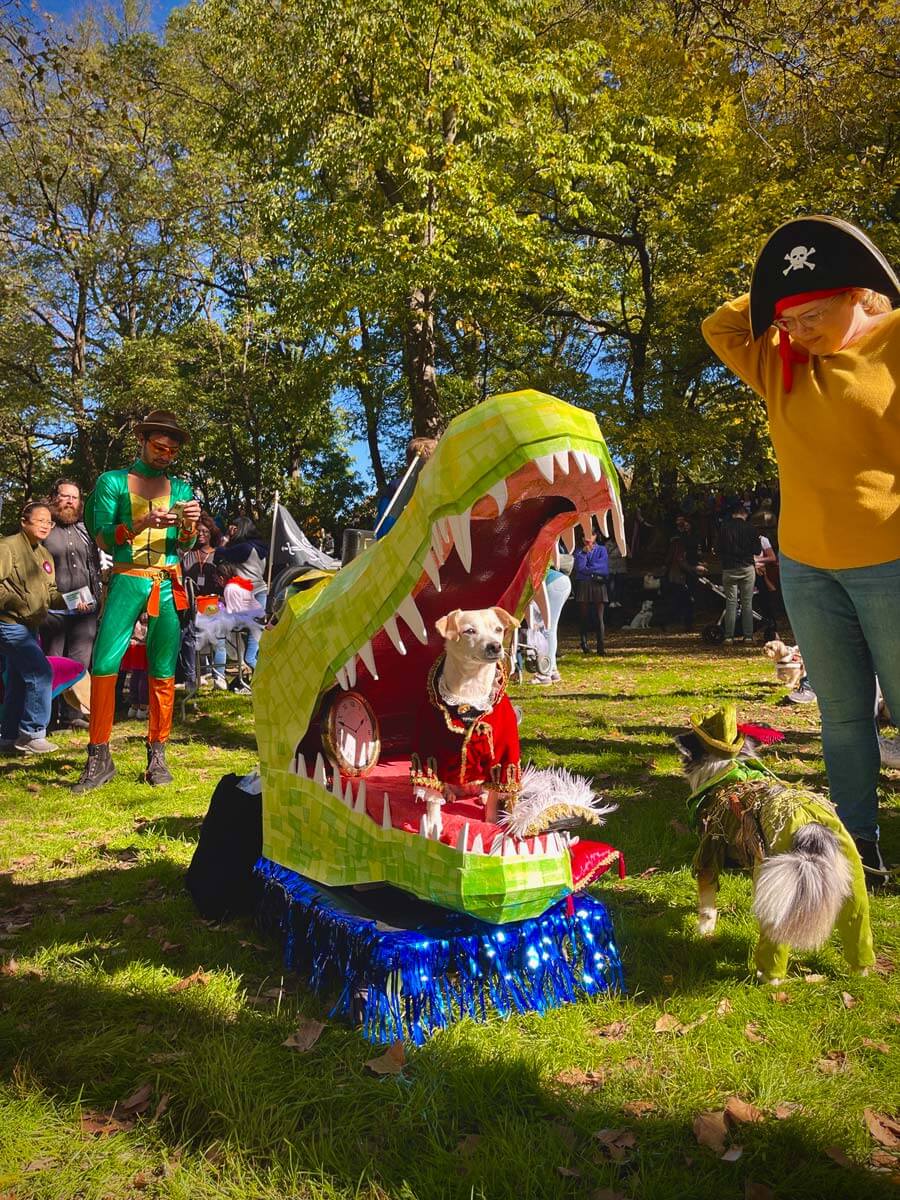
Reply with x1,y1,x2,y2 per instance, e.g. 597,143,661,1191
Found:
572,528,609,655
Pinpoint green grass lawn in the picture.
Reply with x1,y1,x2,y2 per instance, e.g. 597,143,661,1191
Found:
0,631,898,1199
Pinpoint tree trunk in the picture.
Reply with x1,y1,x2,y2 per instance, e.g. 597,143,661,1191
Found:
404,284,441,437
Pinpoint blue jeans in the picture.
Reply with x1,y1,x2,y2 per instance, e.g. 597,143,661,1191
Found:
721,564,756,638
0,621,53,740
780,553,900,841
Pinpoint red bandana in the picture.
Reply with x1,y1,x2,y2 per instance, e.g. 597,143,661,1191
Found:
226,575,255,591
774,287,851,393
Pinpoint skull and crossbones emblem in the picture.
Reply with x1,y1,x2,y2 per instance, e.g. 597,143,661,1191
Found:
783,244,816,275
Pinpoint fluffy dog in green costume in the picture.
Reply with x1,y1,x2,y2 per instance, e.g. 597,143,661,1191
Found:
675,706,874,984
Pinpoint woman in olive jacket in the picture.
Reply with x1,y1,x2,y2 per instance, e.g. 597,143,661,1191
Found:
0,500,64,754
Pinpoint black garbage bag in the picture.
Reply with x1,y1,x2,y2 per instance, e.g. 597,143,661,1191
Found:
185,773,263,920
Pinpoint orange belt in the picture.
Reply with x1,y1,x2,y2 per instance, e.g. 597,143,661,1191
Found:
111,563,188,617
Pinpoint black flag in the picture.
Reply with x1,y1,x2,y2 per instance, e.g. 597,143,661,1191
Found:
271,504,340,573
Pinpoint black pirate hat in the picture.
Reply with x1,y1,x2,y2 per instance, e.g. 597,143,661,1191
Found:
749,215,900,339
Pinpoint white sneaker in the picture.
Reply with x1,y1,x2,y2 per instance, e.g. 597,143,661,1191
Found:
879,735,900,769
788,683,817,704
530,674,551,685
212,675,227,691
15,735,58,754
127,706,139,719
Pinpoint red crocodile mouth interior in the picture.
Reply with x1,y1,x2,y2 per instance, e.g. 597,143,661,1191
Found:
295,457,619,860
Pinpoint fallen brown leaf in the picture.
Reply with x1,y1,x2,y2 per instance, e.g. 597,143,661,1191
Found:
693,1111,728,1155
160,941,182,954
594,1019,629,1040
861,1038,890,1054
122,914,138,927
654,1013,684,1034
132,1171,149,1190
773,1102,802,1120
716,998,733,1016
824,1145,851,1167
621,1057,643,1071
725,1096,764,1125
745,1183,775,1200
592,1128,637,1162
80,1110,133,1136
638,866,659,878
554,1066,607,1091
770,991,790,1004
282,1017,325,1053
24,1155,57,1171
873,954,895,976
863,1109,900,1149
168,967,209,994
455,1133,481,1156
817,1050,847,1075
721,1145,744,1162
551,1122,578,1150
744,1022,766,1044
556,1166,581,1178
623,1099,656,1118
153,1093,171,1120
870,1149,900,1170
801,973,827,983
840,991,857,1009
364,1041,405,1076
119,1082,153,1114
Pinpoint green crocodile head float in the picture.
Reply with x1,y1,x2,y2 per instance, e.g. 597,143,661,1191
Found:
252,390,625,923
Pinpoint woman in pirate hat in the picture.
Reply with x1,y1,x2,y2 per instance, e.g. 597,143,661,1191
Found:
703,216,900,889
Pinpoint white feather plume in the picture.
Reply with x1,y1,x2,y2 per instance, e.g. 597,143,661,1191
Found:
499,765,617,839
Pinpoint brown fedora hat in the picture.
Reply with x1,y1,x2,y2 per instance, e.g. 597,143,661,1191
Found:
134,409,190,445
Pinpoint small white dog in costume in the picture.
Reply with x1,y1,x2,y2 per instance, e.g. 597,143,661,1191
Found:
675,706,874,984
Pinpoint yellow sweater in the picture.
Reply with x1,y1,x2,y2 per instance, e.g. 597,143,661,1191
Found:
702,295,900,569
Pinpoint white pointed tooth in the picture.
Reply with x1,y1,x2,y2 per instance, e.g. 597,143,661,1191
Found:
382,614,407,655
489,835,504,855
436,515,453,545
456,822,469,853
447,509,473,572
553,450,570,475
562,525,576,554
336,665,349,690
419,813,428,837
553,544,560,570
569,835,580,846
295,753,307,779
313,753,327,787
595,509,610,537
486,478,507,516
534,453,555,484
585,453,602,482
397,593,428,644
353,778,367,814
535,581,551,628
534,835,545,856
611,498,628,557
331,767,344,800
572,449,587,474
519,840,531,857
430,522,445,561
357,638,378,680
580,515,593,542
343,654,357,688
422,549,442,591
548,832,561,854
343,780,354,808
382,793,392,830
502,838,517,858
471,833,484,855
431,809,443,839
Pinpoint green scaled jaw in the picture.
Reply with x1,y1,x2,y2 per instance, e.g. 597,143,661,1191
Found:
252,389,624,924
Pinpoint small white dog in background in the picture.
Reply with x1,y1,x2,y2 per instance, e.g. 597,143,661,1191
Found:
625,600,654,629
763,639,805,690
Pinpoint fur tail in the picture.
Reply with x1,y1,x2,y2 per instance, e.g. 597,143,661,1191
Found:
752,824,852,950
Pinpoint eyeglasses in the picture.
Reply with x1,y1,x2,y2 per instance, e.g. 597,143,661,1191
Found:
147,439,179,458
773,295,843,334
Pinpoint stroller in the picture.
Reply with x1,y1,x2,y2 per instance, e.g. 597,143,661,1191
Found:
511,605,552,680
698,575,765,644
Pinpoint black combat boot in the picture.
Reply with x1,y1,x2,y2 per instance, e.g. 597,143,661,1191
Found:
596,622,605,656
580,632,590,654
854,837,889,892
71,743,116,793
145,741,173,786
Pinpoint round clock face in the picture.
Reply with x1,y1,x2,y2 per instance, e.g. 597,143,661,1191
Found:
324,691,380,775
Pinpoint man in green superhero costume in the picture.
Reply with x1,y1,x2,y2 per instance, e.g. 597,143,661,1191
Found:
73,411,200,791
